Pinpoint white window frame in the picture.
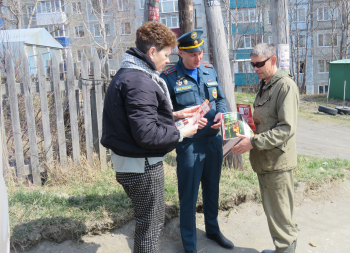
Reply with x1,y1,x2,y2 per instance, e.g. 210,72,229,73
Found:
231,8,262,23
159,15,179,28
121,21,131,35
75,25,84,38
317,59,329,73
118,0,130,11
159,0,178,13
72,2,82,13
317,6,338,21
298,34,306,48
234,59,254,74
94,24,101,37
318,85,329,94
297,7,306,22
318,33,338,47
235,35,262,49
140,0,144,9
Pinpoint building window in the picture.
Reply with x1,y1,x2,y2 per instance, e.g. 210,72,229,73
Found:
75,26,84,37
318,33,337,47
317,7,338,21
97,48,105,59
122,22,131,35
159,0,178,13
37,0,65,13
268,36,272,44
292,7,306,22
268,11,271,24
234,60,254,73
105,24,111,36
92,0,108,13
140,0,144,9
45,25,66,37
299,61,305,73
72,2,82,13
318,60,329,73
77,50,85,62
231,8,261,23
318,85,328,94
118,0,130,11
236,35,262,49
27,6,36,18
298,35,306,48
108,48,113,59
196,16,202,29
159,15,179,28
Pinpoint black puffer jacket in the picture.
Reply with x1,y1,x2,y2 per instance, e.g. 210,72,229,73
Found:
101,48,180,158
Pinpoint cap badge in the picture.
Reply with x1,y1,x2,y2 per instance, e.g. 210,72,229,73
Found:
183,79,188,85
191,32,197,39
194,40,198,45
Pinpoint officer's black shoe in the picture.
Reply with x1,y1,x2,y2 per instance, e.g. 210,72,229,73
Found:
206,232,234,249
184,250,197,253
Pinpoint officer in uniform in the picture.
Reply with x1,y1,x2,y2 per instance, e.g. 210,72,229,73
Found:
160,29,234,253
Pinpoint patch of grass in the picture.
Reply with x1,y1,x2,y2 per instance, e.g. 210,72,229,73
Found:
8,152,349,250
235,92,256,107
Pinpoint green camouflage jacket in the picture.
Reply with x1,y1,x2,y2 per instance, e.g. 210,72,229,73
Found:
250,69,299,174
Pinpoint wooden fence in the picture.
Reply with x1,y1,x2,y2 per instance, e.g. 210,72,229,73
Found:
1,50,110,185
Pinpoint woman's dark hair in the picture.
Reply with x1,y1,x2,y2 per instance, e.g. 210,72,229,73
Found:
136,22,178,54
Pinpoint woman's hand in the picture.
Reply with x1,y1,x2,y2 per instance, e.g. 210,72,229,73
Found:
173,105,200,120
182,123,198,138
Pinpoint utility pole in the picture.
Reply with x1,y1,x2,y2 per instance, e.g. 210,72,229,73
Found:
144,0,159,23
270,0,290,72
204,0,242,169
178,0,194,35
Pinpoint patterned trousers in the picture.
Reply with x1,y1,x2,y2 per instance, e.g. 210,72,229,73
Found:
116,160,165,253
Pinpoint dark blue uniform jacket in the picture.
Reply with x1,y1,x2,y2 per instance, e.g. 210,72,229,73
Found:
160,59,227,139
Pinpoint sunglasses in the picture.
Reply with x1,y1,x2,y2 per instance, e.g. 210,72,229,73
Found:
250,56,272,68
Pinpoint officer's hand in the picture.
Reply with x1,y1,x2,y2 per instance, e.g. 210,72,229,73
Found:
173,105,200,120
211,113,222,129
231,134,253,154
198,117,208,129
182,123,198,138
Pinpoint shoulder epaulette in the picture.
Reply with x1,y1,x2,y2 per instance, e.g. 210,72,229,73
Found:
162,65,177,75
202,62,214,68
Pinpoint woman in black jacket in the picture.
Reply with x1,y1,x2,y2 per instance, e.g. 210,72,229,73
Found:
101,22,198,253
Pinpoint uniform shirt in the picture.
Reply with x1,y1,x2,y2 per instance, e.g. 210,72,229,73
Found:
161,59,227,139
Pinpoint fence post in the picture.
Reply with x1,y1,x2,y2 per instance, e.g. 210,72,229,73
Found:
66,50,80,164
5,51,25,180
81,52,94,166
22,54,41,185
0,74,9,178
37,54,53,165
93,53,107,169
52,53,67,168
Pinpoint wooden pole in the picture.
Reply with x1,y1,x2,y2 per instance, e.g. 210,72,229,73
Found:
144,0,159,23
179,0,194,35
204,0,242,169
271,0,290,69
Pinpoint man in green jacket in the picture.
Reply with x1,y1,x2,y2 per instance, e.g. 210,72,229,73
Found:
231,43,299,253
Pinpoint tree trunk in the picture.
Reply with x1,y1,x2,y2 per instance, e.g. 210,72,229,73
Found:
204,0,242,169
178,0,194,35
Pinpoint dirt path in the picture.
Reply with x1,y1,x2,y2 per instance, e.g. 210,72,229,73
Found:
296,117,350,159
13,118,350,253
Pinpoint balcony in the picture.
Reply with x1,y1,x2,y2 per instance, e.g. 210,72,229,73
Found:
36,12,67,26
